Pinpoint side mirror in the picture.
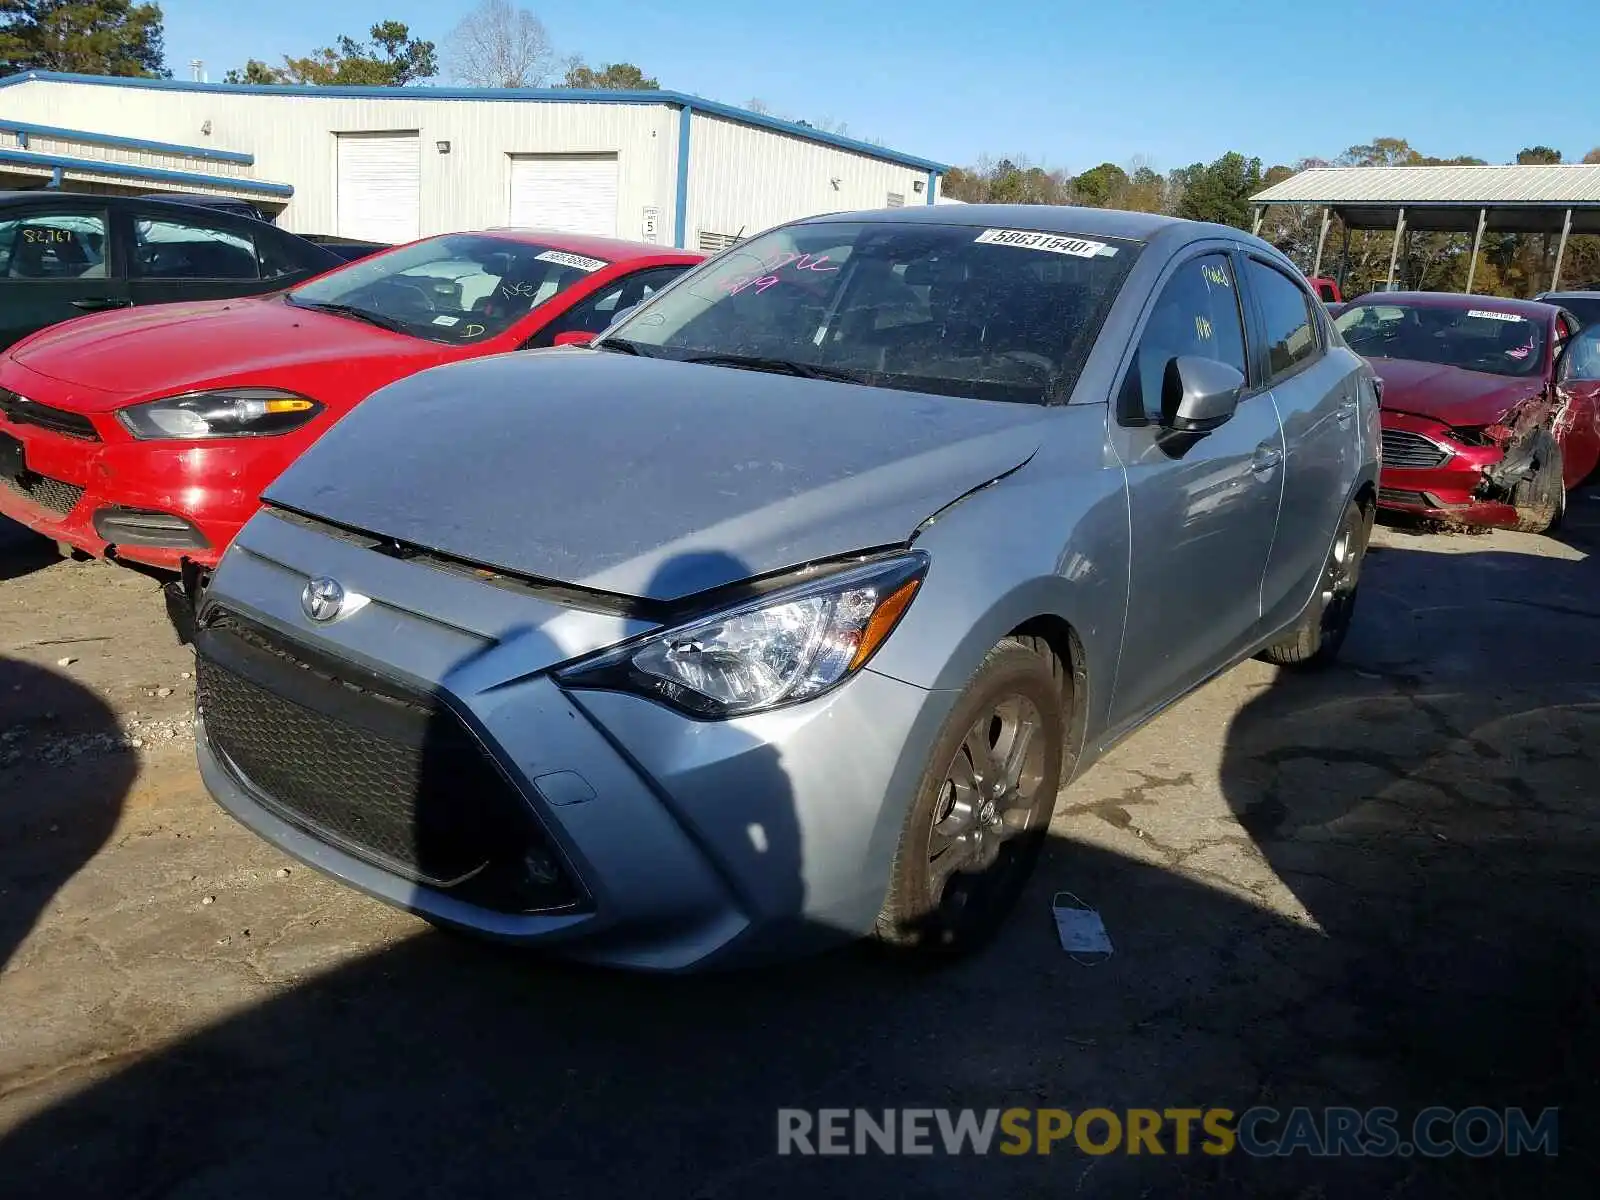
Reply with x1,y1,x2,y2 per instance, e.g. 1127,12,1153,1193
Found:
552,330,595,348
1161,356,1244,432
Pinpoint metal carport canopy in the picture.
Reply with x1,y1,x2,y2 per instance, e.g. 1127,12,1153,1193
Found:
1249,164,1600,292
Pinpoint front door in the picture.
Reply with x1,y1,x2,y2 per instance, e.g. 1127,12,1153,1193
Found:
1107,246,1285,730
0,203,128,350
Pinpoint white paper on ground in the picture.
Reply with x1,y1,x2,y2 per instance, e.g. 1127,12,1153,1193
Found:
1052,892,1114,957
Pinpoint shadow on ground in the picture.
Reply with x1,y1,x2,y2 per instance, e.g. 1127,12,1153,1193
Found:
0,657,133,971
1,505,1597,1197
0,519,56,583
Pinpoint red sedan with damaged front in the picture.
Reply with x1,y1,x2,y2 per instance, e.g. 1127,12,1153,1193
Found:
1334,292,1600,533
0,230,701,570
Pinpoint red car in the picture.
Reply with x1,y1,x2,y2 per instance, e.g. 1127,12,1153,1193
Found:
0,230,702,571
1333,292,1600,532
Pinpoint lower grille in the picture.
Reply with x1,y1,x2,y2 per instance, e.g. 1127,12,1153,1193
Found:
0,470,84,515
196,610,579,913
92,506,209,549
1381,428,1451,469
1378,487,1436,508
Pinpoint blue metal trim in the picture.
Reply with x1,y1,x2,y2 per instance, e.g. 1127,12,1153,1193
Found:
48,166,62,189
0,148,293,197
926,170,936,205
0,71,949,173
16,130,27,149
0,118,254,165
674,107,691,250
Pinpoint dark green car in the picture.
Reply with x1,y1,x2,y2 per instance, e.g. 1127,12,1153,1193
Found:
0,191,353,350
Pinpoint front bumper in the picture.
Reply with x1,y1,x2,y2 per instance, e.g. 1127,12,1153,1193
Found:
1376,411,1519,526
193,511,957,972
0,407,294,571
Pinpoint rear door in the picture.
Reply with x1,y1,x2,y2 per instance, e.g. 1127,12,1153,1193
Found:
1242,254,1358,633
1106,245,1285,729
0,199,128,349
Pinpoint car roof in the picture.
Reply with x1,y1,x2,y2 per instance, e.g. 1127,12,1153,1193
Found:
476,228,702,262
1537,290,1600,300
1345,291,1561,320
793,203,1187,243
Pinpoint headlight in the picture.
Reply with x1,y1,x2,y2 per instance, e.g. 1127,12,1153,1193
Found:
117,388,323,440
557,552,928,717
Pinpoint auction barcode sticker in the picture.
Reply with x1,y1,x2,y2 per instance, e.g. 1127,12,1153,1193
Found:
1467,309,1525,323
974,229,1115,257
536,249,610,272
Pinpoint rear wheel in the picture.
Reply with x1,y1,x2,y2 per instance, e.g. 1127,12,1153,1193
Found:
874,636,1065,957
1509,433,1565,534
1258,499,1371,668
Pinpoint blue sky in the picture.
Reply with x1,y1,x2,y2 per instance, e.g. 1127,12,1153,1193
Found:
159,0,1595,173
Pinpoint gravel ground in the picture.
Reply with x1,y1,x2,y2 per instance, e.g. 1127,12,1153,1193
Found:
1,495,1597,1199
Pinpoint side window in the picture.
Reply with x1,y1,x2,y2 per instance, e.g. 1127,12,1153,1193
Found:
0,213,108,279
1246,260,1321,381
1563,325,1600,382
258,231,323,281
525,265,689,348
1121,252,1248,422
132,217,260,281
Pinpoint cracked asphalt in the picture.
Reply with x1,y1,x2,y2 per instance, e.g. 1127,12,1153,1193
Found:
1,492,1597,1199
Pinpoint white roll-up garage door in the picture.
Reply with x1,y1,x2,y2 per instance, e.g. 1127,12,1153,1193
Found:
336,132,421,244
507,154,619,237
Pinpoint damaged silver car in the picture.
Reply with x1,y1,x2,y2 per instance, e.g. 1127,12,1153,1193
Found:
188,206,1380,970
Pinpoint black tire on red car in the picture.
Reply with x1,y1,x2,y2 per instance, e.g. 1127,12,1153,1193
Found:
1508,431,1565,535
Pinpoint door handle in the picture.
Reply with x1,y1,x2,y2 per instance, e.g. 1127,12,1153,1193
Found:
70,297,132,311
1252,444,1283,474
1336,400,1355,425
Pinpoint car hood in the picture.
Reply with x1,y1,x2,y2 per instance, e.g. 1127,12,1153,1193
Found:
7,297,444,409
1370,357,1545,428
263,350,1052,601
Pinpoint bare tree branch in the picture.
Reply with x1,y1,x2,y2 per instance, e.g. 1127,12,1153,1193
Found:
443,0,556,88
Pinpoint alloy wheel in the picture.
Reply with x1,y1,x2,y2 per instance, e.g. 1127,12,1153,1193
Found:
926,694,1047,913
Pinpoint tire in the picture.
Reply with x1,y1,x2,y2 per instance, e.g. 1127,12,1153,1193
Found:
874,636,1066,957
1258,499,1371,668
1508,433,1565,534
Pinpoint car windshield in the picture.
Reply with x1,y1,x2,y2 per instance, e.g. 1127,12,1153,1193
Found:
1334,302,1547,378
286,233,611,343
602,220,1141,404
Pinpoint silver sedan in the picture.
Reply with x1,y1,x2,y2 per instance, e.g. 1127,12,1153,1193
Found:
188,205,1380,970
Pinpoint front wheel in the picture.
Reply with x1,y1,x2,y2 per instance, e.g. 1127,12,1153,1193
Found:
1509,433,1565,534
874,636,1066,957
1258,499,1371,668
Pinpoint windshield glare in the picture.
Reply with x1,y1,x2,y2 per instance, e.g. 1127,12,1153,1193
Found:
1334,302,1547,378
287,234,611,343
604,220,1140,404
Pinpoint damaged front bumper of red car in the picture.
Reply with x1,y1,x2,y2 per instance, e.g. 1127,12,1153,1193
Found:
1377,408,1551,526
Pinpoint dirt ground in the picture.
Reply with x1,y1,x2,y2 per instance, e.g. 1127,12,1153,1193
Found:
1,496,1597,1199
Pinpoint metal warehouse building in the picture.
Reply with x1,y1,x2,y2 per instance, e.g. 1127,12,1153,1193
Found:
0,71,948,251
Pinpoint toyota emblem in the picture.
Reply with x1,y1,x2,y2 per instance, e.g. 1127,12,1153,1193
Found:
300,576,345,622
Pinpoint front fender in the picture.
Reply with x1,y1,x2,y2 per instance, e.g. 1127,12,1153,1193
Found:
866,431,1129,749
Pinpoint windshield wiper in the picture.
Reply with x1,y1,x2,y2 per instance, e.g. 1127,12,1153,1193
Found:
595,336,653,357
286,297,408,334
683,353,857,382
